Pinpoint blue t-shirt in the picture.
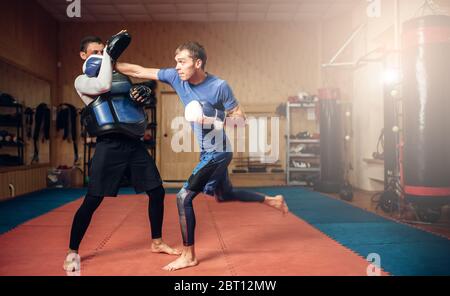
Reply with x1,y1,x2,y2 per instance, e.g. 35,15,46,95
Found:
158,68,238,152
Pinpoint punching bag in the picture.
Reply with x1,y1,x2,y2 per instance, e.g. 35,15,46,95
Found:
402,15,450,205
314,88,343,193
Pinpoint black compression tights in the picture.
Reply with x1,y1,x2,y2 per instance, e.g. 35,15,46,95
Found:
176,188,265,246
69,186,165,251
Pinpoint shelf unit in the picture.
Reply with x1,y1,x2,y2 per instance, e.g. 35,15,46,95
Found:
0,102,24,166
286,101,320,186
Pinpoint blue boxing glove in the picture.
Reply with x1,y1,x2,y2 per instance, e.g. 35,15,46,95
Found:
82,54,103,77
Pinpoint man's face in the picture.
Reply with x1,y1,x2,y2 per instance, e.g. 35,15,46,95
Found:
175,49,202,81
80,42,105,60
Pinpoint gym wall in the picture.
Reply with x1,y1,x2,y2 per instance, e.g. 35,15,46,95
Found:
0,0,57,199
57,22,323,171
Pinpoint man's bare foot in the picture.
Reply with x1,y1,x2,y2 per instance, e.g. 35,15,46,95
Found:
264,195,289,215
162,255,198,271
151,241,181,255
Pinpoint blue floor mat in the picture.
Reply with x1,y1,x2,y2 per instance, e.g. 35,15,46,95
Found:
0,187,142,235
0,188,87,235
244,186,450,276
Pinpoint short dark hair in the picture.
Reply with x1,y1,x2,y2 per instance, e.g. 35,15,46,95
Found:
175,41,207,70
80,36,103,52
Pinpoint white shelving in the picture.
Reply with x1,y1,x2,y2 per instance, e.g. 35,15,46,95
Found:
289,139,320,144
286,101,321,185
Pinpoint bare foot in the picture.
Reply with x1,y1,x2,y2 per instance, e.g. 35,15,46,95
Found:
265,195,289,215
162,255,198,271
151,242,181,255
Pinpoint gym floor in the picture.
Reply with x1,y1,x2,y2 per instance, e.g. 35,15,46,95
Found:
0,187,449,276
1,0,450,280
327,190,450,240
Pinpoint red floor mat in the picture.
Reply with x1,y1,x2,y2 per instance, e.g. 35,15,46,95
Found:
0,194,387,276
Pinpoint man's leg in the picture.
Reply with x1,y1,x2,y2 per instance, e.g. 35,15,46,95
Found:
146,185,180,255
213,157,289,214
129,141,180,255
163,153,216,271
64,194,104,271
63,137,128,271
217,189,289,215
163,187,200,271
216,175,289,214
176,188,200,247
163,152,287,271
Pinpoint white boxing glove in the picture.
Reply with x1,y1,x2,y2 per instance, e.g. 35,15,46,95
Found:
184,100,204,123
184,100,225,130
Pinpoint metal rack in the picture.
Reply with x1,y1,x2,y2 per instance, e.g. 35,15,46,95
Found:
0,102,24,166
286,101,320,185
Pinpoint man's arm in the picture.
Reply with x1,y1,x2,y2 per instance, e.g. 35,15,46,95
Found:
226,105,246,120
116,62,160,80
75,50,113,97
225,105,247,127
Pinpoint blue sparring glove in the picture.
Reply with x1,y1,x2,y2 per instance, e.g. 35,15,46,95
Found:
82,54,103,77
